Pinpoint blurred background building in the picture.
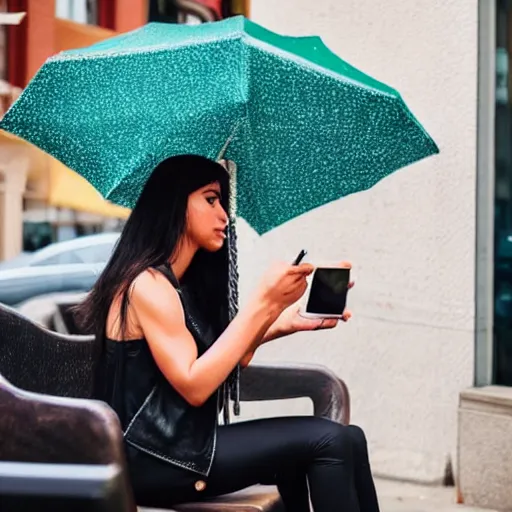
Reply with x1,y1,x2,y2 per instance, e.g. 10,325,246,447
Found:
0,0,249,262
2,1,512,509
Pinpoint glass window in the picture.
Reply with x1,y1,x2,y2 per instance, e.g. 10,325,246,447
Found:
148,0,179,23
55,0,98,25
74,243,115,264
31,241,115,266
494,0,512,385
22,222,54,252
35,251,82,266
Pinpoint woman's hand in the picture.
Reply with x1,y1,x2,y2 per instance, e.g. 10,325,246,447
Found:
265,261,354,340
268,299,352,338
239,262,314,368
240,261,354,367
253,261,314,314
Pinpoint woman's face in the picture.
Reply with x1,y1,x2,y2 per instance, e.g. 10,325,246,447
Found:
186,181,228,252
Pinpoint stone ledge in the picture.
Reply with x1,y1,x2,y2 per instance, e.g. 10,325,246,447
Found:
460,386,512,416
458,386,512,511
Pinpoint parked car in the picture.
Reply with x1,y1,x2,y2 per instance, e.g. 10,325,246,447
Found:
0,233,119,307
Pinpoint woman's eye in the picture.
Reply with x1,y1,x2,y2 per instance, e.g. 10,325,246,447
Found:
206,196,217,205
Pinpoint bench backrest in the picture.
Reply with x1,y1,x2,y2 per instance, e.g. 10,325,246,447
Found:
0,303,95,398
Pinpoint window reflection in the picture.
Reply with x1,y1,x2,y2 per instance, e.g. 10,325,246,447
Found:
495,0,512,385
55,0,98,25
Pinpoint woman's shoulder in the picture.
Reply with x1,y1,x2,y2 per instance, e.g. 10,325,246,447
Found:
130,268,183,317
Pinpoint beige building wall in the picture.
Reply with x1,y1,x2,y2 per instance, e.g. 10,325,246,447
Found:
0,137,32,261
235,0,478,484
0,170,25,261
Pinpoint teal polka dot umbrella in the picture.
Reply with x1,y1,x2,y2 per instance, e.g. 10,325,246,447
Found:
1,16,438,236
0,16,439,419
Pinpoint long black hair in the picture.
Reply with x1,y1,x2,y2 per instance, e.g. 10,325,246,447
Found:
75,154,230,352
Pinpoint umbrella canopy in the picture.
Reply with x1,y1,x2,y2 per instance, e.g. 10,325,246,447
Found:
0,16,438,234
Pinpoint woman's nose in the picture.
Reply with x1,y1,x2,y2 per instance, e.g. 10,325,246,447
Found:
218,206,228,225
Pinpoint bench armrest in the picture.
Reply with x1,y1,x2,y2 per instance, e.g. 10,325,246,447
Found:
0,374,136,511
0,461,128,512
240,362,350,425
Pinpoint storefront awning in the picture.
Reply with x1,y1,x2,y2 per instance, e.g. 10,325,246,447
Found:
1,130,129,219
48,157,130,219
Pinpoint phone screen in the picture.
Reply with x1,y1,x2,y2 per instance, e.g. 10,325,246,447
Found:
305,268,350,315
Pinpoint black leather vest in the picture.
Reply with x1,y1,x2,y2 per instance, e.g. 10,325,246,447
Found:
97,264,219,477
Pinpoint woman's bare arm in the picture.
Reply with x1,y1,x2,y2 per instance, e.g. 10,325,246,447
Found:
131,270,280,407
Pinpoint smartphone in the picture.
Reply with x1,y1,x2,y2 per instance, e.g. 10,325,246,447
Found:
300,267,350,319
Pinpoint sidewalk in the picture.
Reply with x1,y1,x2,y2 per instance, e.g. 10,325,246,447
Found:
377,479,498,512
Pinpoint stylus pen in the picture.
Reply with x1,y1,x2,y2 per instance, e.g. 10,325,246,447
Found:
292,249,307,265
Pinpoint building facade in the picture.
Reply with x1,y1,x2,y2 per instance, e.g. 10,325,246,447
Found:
236,3,512,505
239,0,478,486
0,0,145,260
0,1,250,260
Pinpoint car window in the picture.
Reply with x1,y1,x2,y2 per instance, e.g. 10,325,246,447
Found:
74,243,115,264
36,251,82,266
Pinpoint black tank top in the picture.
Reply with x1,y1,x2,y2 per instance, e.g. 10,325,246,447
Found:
96,263,219,477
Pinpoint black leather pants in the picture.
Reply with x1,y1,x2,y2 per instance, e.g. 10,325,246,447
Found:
128,416,380,512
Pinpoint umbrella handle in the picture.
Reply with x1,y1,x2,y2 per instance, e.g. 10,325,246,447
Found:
225,160,237,221
221,159,241,420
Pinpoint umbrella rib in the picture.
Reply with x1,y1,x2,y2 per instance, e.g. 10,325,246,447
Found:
216,118,244,162
49,32,245,62
245,34,398,99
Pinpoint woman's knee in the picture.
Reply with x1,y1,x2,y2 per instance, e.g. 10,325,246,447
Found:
310,419,353,459
345,424,368,450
